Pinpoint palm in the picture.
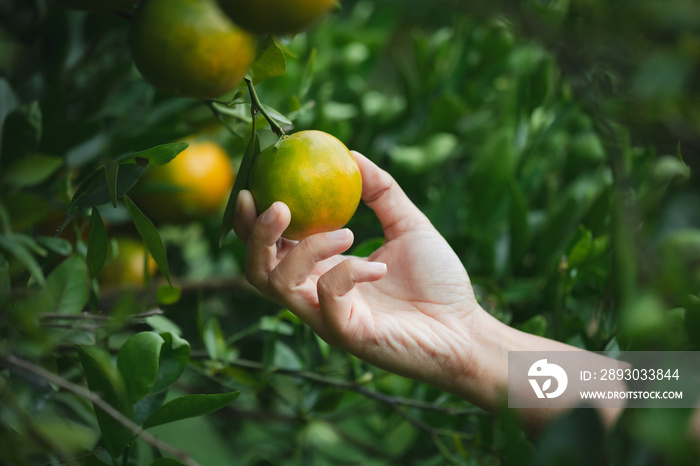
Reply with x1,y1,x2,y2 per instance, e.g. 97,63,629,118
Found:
321,228,478,380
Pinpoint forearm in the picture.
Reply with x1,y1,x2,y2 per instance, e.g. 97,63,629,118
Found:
449,308,623,433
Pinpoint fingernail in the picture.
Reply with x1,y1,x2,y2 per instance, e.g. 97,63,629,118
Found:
368,262,387,272
262,204,278,224
325,229,349,241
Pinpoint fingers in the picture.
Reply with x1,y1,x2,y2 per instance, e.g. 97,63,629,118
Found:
244,201,291,288
317,258,387,338
269,229,354,292
243,198,358,332
232,189,258,243
351,151,431,240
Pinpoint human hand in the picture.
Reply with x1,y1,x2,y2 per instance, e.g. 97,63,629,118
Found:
233,151,484,392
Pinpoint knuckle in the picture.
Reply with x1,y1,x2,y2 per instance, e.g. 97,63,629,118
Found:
243,263,260,287
316,272,333,296
268,267,293,294
296,236,318,260
365,174,393,204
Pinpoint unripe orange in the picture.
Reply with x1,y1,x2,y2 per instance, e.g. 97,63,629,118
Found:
248,130,361,240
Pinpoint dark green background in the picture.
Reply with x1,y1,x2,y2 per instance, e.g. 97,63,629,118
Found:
1,0,699,464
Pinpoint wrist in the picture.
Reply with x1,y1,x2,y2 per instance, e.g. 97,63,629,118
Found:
444,305,560,413
454,307,513,412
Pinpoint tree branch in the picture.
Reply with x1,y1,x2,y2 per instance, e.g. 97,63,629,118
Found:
245,77,285,137
2,355,203,466
220,357,485,417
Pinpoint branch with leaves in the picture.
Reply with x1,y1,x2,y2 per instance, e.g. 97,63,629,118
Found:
2,355,203,466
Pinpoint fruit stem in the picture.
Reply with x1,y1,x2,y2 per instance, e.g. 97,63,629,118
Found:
245,77,285,137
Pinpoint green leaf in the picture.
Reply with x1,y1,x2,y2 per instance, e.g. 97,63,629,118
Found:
299,48,317,100
252,35,287,84
123,195,171,286
650,155,690,186
567,227,593,269
157,285,181,305
203,318,227,362
133,391,168,426
46,254,89,314
509,179,530,268
77,345,135,459
219,132,259,246
4,192,48,231
0,234,45,285
12,233,47,257
119,142,189,166
74,164,147,210
30,415,99,454
151,332,190,394
516,314,548,337
142,392,239,430
145,315,182,336
117,332,166,404
86,209,108,277
104,160,119,208
60,163,147,235
210,102,252,123
35,236,73,256
262,104,293,126
3,154,63,187
468,129,517,230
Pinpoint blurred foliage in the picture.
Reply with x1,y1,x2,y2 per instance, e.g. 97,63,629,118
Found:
0,0,699,465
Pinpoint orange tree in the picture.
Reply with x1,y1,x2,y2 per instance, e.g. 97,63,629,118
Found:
1,0,699,465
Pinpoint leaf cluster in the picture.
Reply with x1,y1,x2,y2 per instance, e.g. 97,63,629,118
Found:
0,0,699,465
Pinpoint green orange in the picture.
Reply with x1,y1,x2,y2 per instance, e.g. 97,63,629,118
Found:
248,130,362,241
100,237,157,287
218,0,336,35
135,140,235,224
128,0,256,99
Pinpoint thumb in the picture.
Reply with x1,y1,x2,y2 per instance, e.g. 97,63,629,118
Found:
352,151,431,240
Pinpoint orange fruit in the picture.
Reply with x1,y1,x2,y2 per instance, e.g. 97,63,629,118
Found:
128,0,256,99
218,0,336,35
57,0,135,11
134,140,235,224
100,237,157,286
248,130,362,240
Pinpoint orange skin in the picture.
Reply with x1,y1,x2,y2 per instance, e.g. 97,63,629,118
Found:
248,131,362,241
135,140,235,224
129,0,256,98
99,237,157,287
218,0,336,35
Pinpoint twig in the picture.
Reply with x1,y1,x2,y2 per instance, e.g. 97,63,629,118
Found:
244,77,285,137
389,402,474,440
221,357,484,416
98,277,255,309
38,309,166,333
2,386,79,466
2,355,203,466
39,309,164,322
204,101,248,138
40,323,101,332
